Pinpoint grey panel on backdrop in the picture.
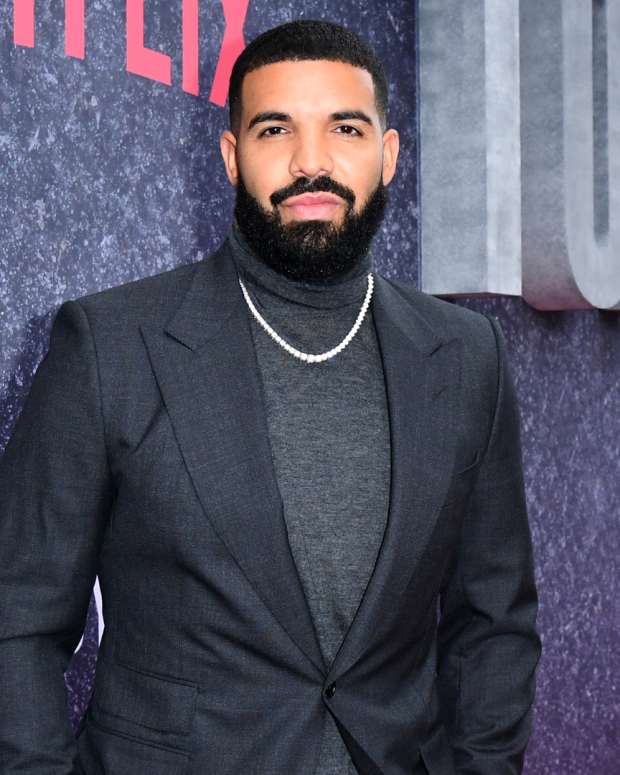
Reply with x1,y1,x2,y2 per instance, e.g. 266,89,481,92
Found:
418,0,521,296
420,0,620,310
521,0,620,311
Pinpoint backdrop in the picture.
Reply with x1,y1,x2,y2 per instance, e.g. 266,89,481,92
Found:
0,2,618,773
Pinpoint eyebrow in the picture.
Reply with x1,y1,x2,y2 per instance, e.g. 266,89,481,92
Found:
247,110,374,131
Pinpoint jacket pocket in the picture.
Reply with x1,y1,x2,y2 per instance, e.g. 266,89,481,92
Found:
93,658,198,736
454,448,480,476
78,708,190,775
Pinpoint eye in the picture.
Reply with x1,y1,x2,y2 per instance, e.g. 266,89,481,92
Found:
258,126,287,137
334,125,363,136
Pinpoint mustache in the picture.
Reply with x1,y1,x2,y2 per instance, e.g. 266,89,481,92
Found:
270,176,356,208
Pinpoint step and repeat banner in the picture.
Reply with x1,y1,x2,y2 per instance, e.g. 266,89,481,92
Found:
1,2,618,773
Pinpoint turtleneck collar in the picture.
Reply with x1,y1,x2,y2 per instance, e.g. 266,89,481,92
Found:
227,217,374,310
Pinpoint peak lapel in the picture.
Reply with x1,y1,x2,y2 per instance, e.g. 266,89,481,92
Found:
140,239,327,676
325,275,462,684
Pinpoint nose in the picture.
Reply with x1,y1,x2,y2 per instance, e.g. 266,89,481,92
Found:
289,128,334,180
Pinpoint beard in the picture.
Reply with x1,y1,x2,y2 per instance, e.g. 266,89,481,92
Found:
232,169,389,284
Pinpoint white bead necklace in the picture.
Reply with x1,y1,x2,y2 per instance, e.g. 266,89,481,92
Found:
237,272,374,363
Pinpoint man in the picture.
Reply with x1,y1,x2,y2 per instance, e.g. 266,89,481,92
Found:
0,18,541,775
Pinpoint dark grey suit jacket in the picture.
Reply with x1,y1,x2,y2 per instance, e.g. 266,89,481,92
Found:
0,236,541,775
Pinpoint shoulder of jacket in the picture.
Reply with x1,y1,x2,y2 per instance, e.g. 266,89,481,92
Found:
69,255,202,326
384,275,497,348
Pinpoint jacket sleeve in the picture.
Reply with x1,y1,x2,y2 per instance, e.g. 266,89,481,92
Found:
0,300,113,774
435,314,542,774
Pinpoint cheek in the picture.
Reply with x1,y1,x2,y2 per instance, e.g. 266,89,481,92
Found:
348,175,382,215
337,151,382,200
239,151,288,205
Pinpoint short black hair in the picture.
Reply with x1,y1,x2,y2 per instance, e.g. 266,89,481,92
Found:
228,19,389,137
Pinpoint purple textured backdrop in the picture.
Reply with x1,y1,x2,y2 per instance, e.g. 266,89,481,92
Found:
0,2,618,772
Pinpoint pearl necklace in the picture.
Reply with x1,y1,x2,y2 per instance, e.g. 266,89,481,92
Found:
237,272,374,363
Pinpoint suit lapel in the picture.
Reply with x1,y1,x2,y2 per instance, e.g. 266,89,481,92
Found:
326,275,461,683
141,240,327,676
140,238,461,683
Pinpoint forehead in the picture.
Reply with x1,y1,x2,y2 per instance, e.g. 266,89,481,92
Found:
240,60,377,119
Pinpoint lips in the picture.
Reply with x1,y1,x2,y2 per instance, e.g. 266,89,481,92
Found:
282,192,343,206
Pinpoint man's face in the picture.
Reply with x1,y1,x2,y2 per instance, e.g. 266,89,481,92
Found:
220,59,400,282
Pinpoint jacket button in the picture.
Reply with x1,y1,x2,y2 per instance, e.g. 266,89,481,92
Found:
325,682,336,699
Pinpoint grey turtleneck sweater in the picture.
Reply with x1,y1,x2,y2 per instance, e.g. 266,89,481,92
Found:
227,219,391,775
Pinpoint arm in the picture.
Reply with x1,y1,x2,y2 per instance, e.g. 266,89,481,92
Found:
0,300,113,773
436,314,542,774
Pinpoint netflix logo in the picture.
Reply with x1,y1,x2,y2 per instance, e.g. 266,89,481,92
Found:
11,0,251,106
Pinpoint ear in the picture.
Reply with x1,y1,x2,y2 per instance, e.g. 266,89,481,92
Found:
220,129,239,186
381,128,400,186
